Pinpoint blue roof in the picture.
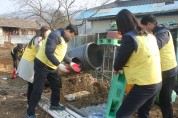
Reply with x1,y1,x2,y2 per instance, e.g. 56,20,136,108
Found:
77,1,178,20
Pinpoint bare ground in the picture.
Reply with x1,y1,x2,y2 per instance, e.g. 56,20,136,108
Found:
0,44,178,118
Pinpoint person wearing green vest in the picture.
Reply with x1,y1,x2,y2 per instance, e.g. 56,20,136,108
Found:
11,43,24,69
114,9,162,118
141,15,177,118
25,24,79,118
11,43,24,79
17,26,51,105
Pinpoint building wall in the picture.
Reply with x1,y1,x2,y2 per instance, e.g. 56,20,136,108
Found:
90,14,178,33
77,21,92,35
27,29,36,35
137,15,178,24
157,15,178,24
91,20,115,33
0,27,37,44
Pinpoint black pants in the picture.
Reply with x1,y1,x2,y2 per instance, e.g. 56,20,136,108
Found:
27,82,33,105
11,52,18,69
174,79,178,94
116,82,162,118
159,76,176,118
27,58,61,115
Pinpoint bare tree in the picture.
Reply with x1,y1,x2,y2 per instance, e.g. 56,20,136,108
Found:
68,0,113,26
11,0,67,29
10,0,112,28
53,0,113,25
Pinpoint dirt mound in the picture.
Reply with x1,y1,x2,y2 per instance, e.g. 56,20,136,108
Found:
60,73,109,108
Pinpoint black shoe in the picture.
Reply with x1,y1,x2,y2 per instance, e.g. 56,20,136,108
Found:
50,104,65,110
24,114,36,118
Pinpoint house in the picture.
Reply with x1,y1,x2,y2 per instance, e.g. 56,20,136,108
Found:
77,0,178,34
76,0,178,69
0,17,41,44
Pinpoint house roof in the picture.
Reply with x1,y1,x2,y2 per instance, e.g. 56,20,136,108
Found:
104,0,174,8
0,17,41,29
77,0,178,20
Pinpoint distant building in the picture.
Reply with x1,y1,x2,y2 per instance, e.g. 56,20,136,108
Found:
0,17,41,44
77,0,178,34
76,0,178,67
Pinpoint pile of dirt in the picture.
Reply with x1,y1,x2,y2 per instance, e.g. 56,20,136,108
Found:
60,73,109,108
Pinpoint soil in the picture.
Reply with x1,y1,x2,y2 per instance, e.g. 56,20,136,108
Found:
0,44,178,118
0,73,52,118
60,74,109,108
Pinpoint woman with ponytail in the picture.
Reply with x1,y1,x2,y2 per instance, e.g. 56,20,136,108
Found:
17,26,51,105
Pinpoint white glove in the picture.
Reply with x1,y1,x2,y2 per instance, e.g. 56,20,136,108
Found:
58,64,70,73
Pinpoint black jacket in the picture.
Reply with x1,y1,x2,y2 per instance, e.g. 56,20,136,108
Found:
45,29,71,67
11,46,22,60
114,34,135,71
153,24,178,79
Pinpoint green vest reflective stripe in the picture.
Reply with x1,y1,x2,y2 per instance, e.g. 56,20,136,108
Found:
160,31,177,71
36,37,67,69
123,33,162,85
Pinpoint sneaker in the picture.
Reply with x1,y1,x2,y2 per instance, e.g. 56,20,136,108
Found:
50,104,66,110
24,114,36,118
